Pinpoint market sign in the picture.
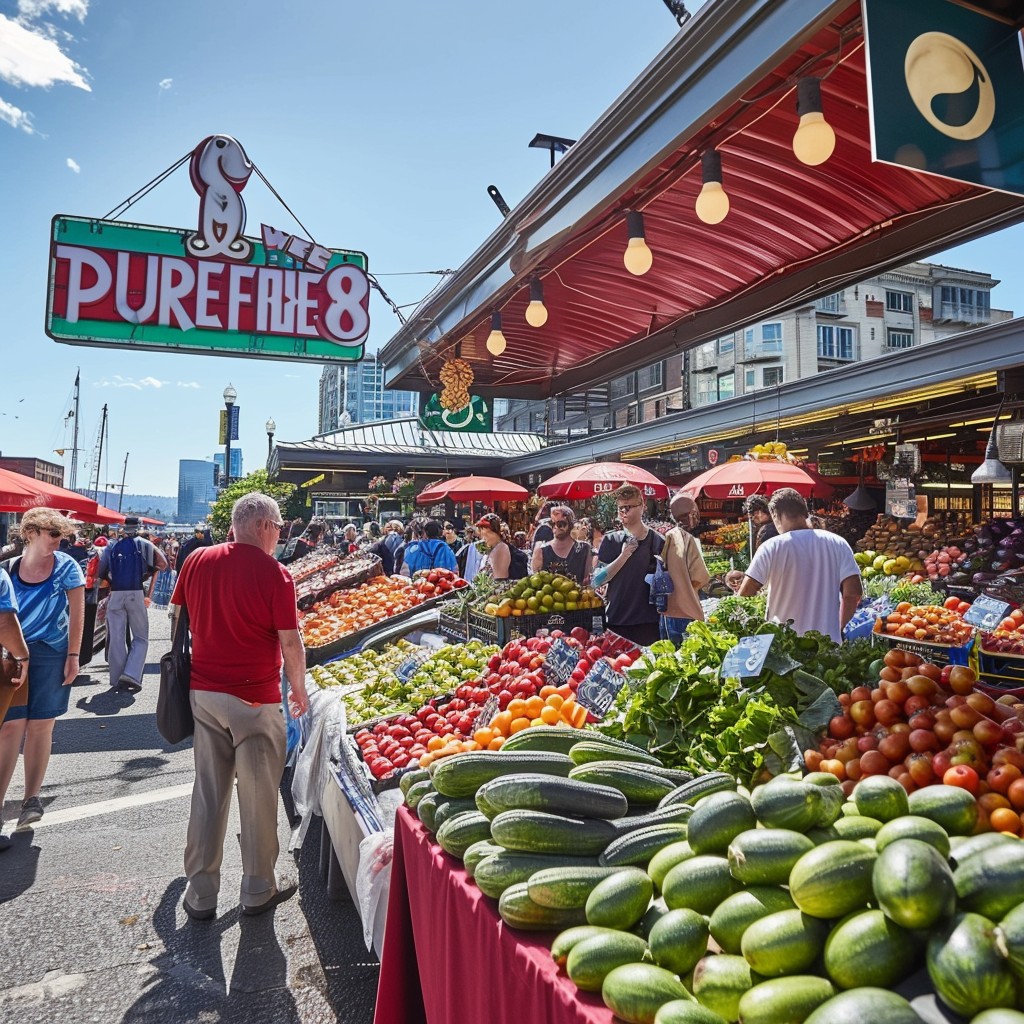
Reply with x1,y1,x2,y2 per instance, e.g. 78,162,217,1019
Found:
419,393,493,432
46,135,370,363
863,0,1024,197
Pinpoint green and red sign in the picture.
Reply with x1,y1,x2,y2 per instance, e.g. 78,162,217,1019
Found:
46,135,369,363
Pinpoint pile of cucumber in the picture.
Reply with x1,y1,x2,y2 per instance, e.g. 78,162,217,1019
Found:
401,728,1024,1024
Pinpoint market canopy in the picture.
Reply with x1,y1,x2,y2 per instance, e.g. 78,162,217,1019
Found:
0,467,99,516
416,476,529,504
71,504,126,526
537,462,669,501
379,0,1024,399
681,459,817,500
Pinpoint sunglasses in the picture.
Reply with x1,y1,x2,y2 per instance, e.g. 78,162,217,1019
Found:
617,504,641,513
551,520,571,528
268,520,284,529
36,529,63,538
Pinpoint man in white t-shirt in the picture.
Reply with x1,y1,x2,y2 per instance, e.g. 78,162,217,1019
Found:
735,488,861,643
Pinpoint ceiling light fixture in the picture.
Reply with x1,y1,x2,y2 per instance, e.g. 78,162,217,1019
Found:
524,276,548,328
695,150,730,225
485,311,507,356
623,211,653,276
793,77,836,166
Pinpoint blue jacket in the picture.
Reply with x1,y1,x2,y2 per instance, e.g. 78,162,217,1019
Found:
402,538,457,575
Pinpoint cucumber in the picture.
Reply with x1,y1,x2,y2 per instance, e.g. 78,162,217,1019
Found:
750,777,823,833
528,865,624,909
398,767,431,796
654,1003,728,1024
475,772,628,821
648,908,709,976
490,808,619,856
970,1011,1024,1024
433,797,480,830
474,851,598,899
585,868,654,930
954,842,1024,920
430,750,574,798
804,987,926,1024
567,931,650,992
573,732,656,758
853,774,909,822
927,912,1018,1018
570,738,664,768
416,790,441,833
686,790,757,855
740,909,830,978
551,923,624,966
737,976,836,1023
404,778,434,809
662,855,737,915
822,908,922,990
833,815,883,840
726,828,814,886
873,838,956,930
907,784,979,836
691,954,760,1022
500,725,585,755
612,803,695,836
601,963,691,1024
948,831,1015,866
873,814,951,858
708,887,796,955
569,761,676,804
649,841,696,893
434,810,491,859
600,823,691,868
462,840,504,879
788,840,876,920
659,773,736,809
498,881,588,931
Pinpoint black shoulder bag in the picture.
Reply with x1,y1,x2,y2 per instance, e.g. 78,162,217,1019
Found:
157,605,194,744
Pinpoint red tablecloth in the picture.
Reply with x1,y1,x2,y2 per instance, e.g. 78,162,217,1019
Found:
374,805,614,1024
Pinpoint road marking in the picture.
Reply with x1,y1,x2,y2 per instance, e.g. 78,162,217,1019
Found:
24,782,193,830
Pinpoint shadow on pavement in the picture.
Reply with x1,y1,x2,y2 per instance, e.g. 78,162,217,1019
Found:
48,715,190,756
0,829,41,905
75,687,136,717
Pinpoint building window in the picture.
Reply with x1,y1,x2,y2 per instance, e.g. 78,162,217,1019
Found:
763,366,784,388
717,335,734,354
760,322,783,353
885,290,914,313
887,329,915,349
626,405,638,426
610,373,635,399
815,292,842,314
743,328,754,346
817,325,855,360
940,286,991,322
744,368,756,391
637,362,664,391
717,371,735,401
695,375,718,406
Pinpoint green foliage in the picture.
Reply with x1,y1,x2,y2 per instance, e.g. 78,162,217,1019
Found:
207,469,296,541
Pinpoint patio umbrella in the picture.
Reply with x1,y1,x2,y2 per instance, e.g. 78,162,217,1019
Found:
537,462,670,500
680,459,817,500
0,467,100,516
415,475,529,504
70,504,126,525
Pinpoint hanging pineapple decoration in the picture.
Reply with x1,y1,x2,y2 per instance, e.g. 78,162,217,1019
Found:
439,357,474,412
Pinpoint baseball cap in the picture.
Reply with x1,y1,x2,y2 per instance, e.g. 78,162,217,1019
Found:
670,492,697,520
93,536,109,547
476,513,501,531
123,516,141,528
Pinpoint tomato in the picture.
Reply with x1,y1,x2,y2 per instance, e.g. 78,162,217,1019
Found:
943,764,980,795
909,728,939,753
944,597,961,611
987,763,1023,794
829,715,855,740
860,750,890,776
945,665,978,695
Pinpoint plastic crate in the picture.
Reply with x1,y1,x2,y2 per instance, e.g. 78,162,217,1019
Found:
871,629,971,668
977,647,1024,699
468,606,607,645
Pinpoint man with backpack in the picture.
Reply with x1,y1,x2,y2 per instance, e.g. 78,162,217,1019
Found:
399,519,458,576
99,516,168,693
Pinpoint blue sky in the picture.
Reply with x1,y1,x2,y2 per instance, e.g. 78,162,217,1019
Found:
1,0,1023,499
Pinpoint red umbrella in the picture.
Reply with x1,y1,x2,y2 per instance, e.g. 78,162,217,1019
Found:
681,459,817,500
0,467,100,516
537,462,669,500
71,503,126,525
416,475,529,504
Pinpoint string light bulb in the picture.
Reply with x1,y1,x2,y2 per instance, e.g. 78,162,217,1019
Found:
793,77,835,166
695,150,729,225
623,210,653,276
525,276,548,327
485,311,507,356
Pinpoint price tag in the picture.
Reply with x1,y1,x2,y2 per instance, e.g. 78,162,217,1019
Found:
542,638,580,686
396,656,421,682
576,660,626,720
720,634,775,679
964,595,1011,631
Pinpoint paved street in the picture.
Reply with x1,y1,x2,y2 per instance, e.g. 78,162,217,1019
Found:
0,606,380,1024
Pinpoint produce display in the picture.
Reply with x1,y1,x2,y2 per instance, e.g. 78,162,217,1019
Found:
703,522,748,554
410,567,467,598
873,602,973,645
982,606,1024,656
300,574,431,648
285,549,339,582
947,518,1024,602
294,553,381,608
481,571,602,618
855,512,969,565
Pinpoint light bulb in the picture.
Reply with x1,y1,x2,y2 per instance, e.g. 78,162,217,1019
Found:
525,276,548,327
695,150,729,225
623,211,653,276
486,310,506,356
793,77,835,166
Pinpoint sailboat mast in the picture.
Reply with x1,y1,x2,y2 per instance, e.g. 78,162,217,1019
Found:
92,403,107,500
118,452,129,512
69,369,80,491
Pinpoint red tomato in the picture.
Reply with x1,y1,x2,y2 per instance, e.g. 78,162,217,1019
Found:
943,764,980,795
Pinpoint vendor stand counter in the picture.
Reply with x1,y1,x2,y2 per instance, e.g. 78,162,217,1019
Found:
374,805,613,1024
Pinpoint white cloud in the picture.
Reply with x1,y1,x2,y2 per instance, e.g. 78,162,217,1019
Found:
0,13,90,91
94,375,167,390
138,376,166,388
66,156,79,172
176,381,201,389
18,1,89,21
158,77,172,91
0,95,35,133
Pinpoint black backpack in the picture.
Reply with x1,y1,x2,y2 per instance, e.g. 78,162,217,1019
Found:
507,544,529,580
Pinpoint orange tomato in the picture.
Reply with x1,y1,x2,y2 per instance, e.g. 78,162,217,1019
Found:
487,736,505,751
539,685,559,699
978,792,1011,814
491,711,513,736
427,735,444,752
1007,777,1024,811
473,728,494,747
989,807,1022,834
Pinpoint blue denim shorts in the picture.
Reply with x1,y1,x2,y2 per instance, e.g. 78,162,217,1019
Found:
659,616,693,645
3,641,71,722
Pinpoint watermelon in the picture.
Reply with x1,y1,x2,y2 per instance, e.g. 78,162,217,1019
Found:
872,838,956,930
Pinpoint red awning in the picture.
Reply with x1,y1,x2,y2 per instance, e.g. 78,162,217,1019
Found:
71,504,126,525
537,462,670,500
0,467,100,516
681,459,817,500
416,476,529,504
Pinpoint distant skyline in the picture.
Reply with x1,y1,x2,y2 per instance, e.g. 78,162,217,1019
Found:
2,0,1023,496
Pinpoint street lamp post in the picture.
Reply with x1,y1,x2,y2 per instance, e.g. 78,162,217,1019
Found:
223,384,237,488
266,417,276,468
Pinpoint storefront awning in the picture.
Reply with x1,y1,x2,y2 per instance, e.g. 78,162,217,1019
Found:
379,0,1024,399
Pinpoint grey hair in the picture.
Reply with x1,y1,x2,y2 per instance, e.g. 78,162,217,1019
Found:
231,492,281,533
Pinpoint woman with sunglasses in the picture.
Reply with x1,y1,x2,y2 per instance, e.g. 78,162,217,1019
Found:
0,508,84,831
475,513,514,580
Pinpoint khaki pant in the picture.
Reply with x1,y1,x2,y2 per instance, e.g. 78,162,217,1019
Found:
184,689,286,912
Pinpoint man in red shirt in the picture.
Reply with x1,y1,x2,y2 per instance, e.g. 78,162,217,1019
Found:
171,493,308,920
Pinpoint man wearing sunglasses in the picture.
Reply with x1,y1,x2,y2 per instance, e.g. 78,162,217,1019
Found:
595,485,664,646
529,506,592,585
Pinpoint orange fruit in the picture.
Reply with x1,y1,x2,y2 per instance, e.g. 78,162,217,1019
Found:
507,698,527,719
487,736,505,751
418,753,434,768
464,740,481,751
989,807,1022,834
979,792,1011,814
539,685,559,699
545,693,564,711
473,728,494,747
509,717,531,734
540,706,561,725
427,735,445,752
524,696,544,719
1008,778,1024,811
491,711,513,736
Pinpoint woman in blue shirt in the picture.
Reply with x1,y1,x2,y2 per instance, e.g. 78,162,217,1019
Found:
0,508,85,832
